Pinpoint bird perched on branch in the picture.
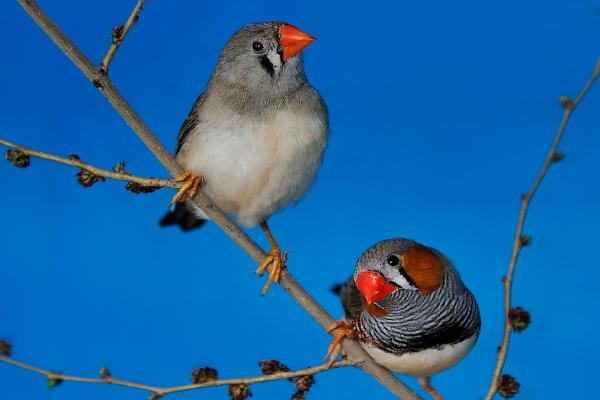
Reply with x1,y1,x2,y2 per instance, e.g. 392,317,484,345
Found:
328,239,480,400
160,22,329,295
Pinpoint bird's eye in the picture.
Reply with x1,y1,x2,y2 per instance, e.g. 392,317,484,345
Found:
387,255,400,267
252,42,264,52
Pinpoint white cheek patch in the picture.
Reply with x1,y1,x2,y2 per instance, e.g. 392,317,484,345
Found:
380,266,418,291
266,51,282,73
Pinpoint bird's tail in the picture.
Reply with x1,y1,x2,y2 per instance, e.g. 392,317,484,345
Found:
159,202,206,232
331,277,363,319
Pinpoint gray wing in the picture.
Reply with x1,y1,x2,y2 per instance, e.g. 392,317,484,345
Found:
175,93,206,156
339,276,363,319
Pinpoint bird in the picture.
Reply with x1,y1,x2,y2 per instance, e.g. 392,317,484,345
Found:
160,22,329,295
327,239,480,400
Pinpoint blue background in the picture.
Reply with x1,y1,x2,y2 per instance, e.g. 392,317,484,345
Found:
1,1,599,399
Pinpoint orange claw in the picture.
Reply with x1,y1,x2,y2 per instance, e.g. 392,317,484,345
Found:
323,321,354,367
255,221,286,296
171,172,202,204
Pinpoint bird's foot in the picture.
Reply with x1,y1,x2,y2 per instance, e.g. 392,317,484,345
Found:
171,172,203,204
419,377,444,400
323,320,355,367
256,245,287,296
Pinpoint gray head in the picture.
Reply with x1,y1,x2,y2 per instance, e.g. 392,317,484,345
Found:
208,22,315,101
353,239,480,353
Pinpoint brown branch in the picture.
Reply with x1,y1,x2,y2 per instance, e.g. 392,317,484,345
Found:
15,1,421,398
0,137,179,189
99,0,145,73
0,355,354,396
483,57,600,399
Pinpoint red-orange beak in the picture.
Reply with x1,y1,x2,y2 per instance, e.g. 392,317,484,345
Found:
356,271,397,305
279,24,315,61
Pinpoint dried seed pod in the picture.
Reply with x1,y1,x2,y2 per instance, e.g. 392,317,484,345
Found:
497,374,520,398
228,383,252,400
191,366,218,384
5,150,30,168
509,307,531,333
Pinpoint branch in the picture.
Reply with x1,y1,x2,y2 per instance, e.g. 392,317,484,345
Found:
0,355,354,397
483,57,600,399
99,0,145,73
0,137,178,189
15,1,421,398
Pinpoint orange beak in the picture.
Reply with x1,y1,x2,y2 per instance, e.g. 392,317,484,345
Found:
279,24,315,61
356,271,397,305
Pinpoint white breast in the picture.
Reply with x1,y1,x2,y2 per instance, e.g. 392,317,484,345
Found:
178,106,327,227
361,332,479,378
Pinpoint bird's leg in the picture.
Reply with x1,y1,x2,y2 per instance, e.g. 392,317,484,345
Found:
323,320,355,367
419,377,444,400
255,221,286,296
171,172,203,204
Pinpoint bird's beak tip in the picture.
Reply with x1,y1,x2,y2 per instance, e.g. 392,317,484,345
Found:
356,271,396,305
279,24,315,60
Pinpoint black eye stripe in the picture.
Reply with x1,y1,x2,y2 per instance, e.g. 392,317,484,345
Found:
399,268,418,288
260,55,275,76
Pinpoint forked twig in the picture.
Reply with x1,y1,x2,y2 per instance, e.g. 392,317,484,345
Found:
1,137,178,189
99,0,145,73
483,57,600,399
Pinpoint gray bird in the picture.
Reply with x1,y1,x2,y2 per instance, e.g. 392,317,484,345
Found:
328,239,480,400
160,22,329,295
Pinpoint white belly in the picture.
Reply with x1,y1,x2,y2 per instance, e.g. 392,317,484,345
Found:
178,107,327,227
362,332,479,378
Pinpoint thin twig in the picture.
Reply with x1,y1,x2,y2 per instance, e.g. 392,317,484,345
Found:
99,0,145,73
0,356,354,396
483,57,600,399
16,1,421,398
0,137,178,189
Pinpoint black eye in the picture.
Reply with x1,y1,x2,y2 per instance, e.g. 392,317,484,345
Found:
387,255,400,267
252,42,264,52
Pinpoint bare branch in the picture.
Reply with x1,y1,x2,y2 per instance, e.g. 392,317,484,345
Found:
483,56,600,399
99,0,145,73
0,355,353,397
15,1,421,398
0,137,178,189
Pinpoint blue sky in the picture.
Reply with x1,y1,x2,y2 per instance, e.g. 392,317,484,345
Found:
1,0,599,399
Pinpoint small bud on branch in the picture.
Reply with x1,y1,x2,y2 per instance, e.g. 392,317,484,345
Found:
5,149,30,168
47,375,63,389
519,235,532,248
191,366,218,384
111,25,124,43
292,390,307,400
294,374,315,392
559,96,574,110
77,169,106,187
112,160,126,173
259,359,290,376
508,307,531,333
229,383,252,400
99,367,111,380
497,374,520,398
148,392,162,400
0,339,11,356
125,182,160,194
551,151,566,163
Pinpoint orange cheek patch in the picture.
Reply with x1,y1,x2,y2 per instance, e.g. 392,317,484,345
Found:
400,245,444,295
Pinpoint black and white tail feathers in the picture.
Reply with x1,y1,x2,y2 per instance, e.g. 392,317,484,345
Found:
159,202,206,232
331,276,363,319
